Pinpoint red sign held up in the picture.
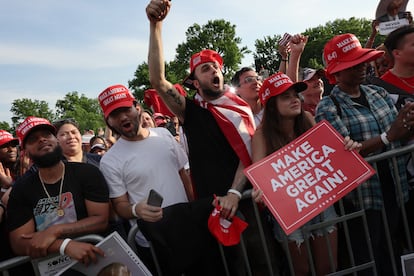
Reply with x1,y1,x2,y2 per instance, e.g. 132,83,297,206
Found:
244,120,375,235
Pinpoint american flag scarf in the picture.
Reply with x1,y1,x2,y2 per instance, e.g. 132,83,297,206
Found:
194,91,256,167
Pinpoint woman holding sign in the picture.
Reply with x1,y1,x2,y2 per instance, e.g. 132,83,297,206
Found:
252,72,361,276
315,33,414,276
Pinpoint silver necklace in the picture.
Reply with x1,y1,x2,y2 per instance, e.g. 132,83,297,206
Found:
39,163,65,217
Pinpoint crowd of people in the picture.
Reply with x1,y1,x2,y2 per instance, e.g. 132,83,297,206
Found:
1,0,414,275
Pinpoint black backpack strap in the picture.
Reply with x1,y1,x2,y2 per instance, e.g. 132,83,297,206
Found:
366,76,414,110
367,76,410,95
329,94,342,118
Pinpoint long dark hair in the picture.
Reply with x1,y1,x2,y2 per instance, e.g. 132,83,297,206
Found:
261,95,313,155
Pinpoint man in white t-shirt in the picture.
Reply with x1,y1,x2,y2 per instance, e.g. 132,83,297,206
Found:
97,84,191,273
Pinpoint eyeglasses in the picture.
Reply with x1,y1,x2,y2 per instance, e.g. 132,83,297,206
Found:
243,76,262,84
53,118,79,131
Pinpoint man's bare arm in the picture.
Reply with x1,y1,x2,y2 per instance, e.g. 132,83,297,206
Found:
10,201,109,258
147,0,186,123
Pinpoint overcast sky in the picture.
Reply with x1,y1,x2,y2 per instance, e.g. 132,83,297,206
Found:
1,0,413,125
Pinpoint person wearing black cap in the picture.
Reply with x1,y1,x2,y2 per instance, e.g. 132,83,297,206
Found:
7,116,109,267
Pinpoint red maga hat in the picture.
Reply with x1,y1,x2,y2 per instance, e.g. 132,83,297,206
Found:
16,116,56,148
183,49,223,90
98,84,136,118
259,72,307,106
0,130,19,148
208,205,248,246
323,34,384,82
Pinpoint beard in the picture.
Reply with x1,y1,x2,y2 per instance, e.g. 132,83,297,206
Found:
197,77,224,99
111,118,140,139
30,145,63,168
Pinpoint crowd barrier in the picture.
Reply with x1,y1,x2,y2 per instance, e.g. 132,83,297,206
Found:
3,144,414,276
0,234,104,276
124,143,414,276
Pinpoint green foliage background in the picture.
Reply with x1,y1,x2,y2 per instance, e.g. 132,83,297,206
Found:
1,17,382,134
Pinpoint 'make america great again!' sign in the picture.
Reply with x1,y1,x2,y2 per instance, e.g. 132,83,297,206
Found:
244,120,375,235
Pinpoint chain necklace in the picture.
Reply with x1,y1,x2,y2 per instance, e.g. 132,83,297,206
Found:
39,163,65,217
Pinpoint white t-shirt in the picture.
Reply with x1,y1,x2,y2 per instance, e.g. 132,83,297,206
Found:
100,127,189,207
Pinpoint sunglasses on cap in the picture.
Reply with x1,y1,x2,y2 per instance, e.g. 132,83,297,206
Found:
243,76,263,84
53,118,80,130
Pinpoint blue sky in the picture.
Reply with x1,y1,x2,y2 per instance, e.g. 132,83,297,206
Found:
1,0,413,124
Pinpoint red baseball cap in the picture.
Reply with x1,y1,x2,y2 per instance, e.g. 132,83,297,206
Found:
98,84,136,118
0,130,19,148
16,116,56,148
208,205,248,246
153,113,167,127
183,49,223,90
323,33,384,83
259,72,307,106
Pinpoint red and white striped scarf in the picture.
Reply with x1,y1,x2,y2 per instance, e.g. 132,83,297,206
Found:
194,91,256,167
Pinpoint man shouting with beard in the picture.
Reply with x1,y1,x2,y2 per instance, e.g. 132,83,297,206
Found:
146,1,256,274
6,116,109,266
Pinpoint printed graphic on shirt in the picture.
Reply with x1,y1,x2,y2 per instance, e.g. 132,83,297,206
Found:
34,192,77,231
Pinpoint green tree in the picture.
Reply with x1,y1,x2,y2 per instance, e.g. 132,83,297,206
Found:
130,19,249,102
10,99,54,130
253,17,384,72
128,61,180,106
55,92,104,133
0,121,12,133
174,19,249,85
253,35,282,75
129,62,150,104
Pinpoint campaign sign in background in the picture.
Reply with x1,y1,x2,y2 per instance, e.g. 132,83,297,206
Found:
244,120,375,235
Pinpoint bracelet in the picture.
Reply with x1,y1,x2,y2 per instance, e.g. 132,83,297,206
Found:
380,132,390,145
1,188,8,193
281,59,288,62
59,238,71,255
228,189,242,199
131,203,139,218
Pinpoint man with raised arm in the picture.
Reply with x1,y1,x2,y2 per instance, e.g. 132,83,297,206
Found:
146,0,255,219
146,1,255,274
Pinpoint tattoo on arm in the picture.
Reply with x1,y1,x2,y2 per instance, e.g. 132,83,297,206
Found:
166,89,183,106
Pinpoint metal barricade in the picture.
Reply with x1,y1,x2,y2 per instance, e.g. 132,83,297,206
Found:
273,143,414,276
0,234,104,276
118,143,414,276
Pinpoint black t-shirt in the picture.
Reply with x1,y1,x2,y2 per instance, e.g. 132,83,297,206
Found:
183,98,239,198
7,162,109,232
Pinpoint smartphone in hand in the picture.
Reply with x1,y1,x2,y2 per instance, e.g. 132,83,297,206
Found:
147,189,164,207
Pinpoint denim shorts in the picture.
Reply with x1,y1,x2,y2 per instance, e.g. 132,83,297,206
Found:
270,206,337,247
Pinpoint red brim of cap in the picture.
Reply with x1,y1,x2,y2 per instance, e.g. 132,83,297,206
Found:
0,138,19,148
327,49,384,75
104,100,135,118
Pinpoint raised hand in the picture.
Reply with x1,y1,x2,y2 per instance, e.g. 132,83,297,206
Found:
146,0,171,23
